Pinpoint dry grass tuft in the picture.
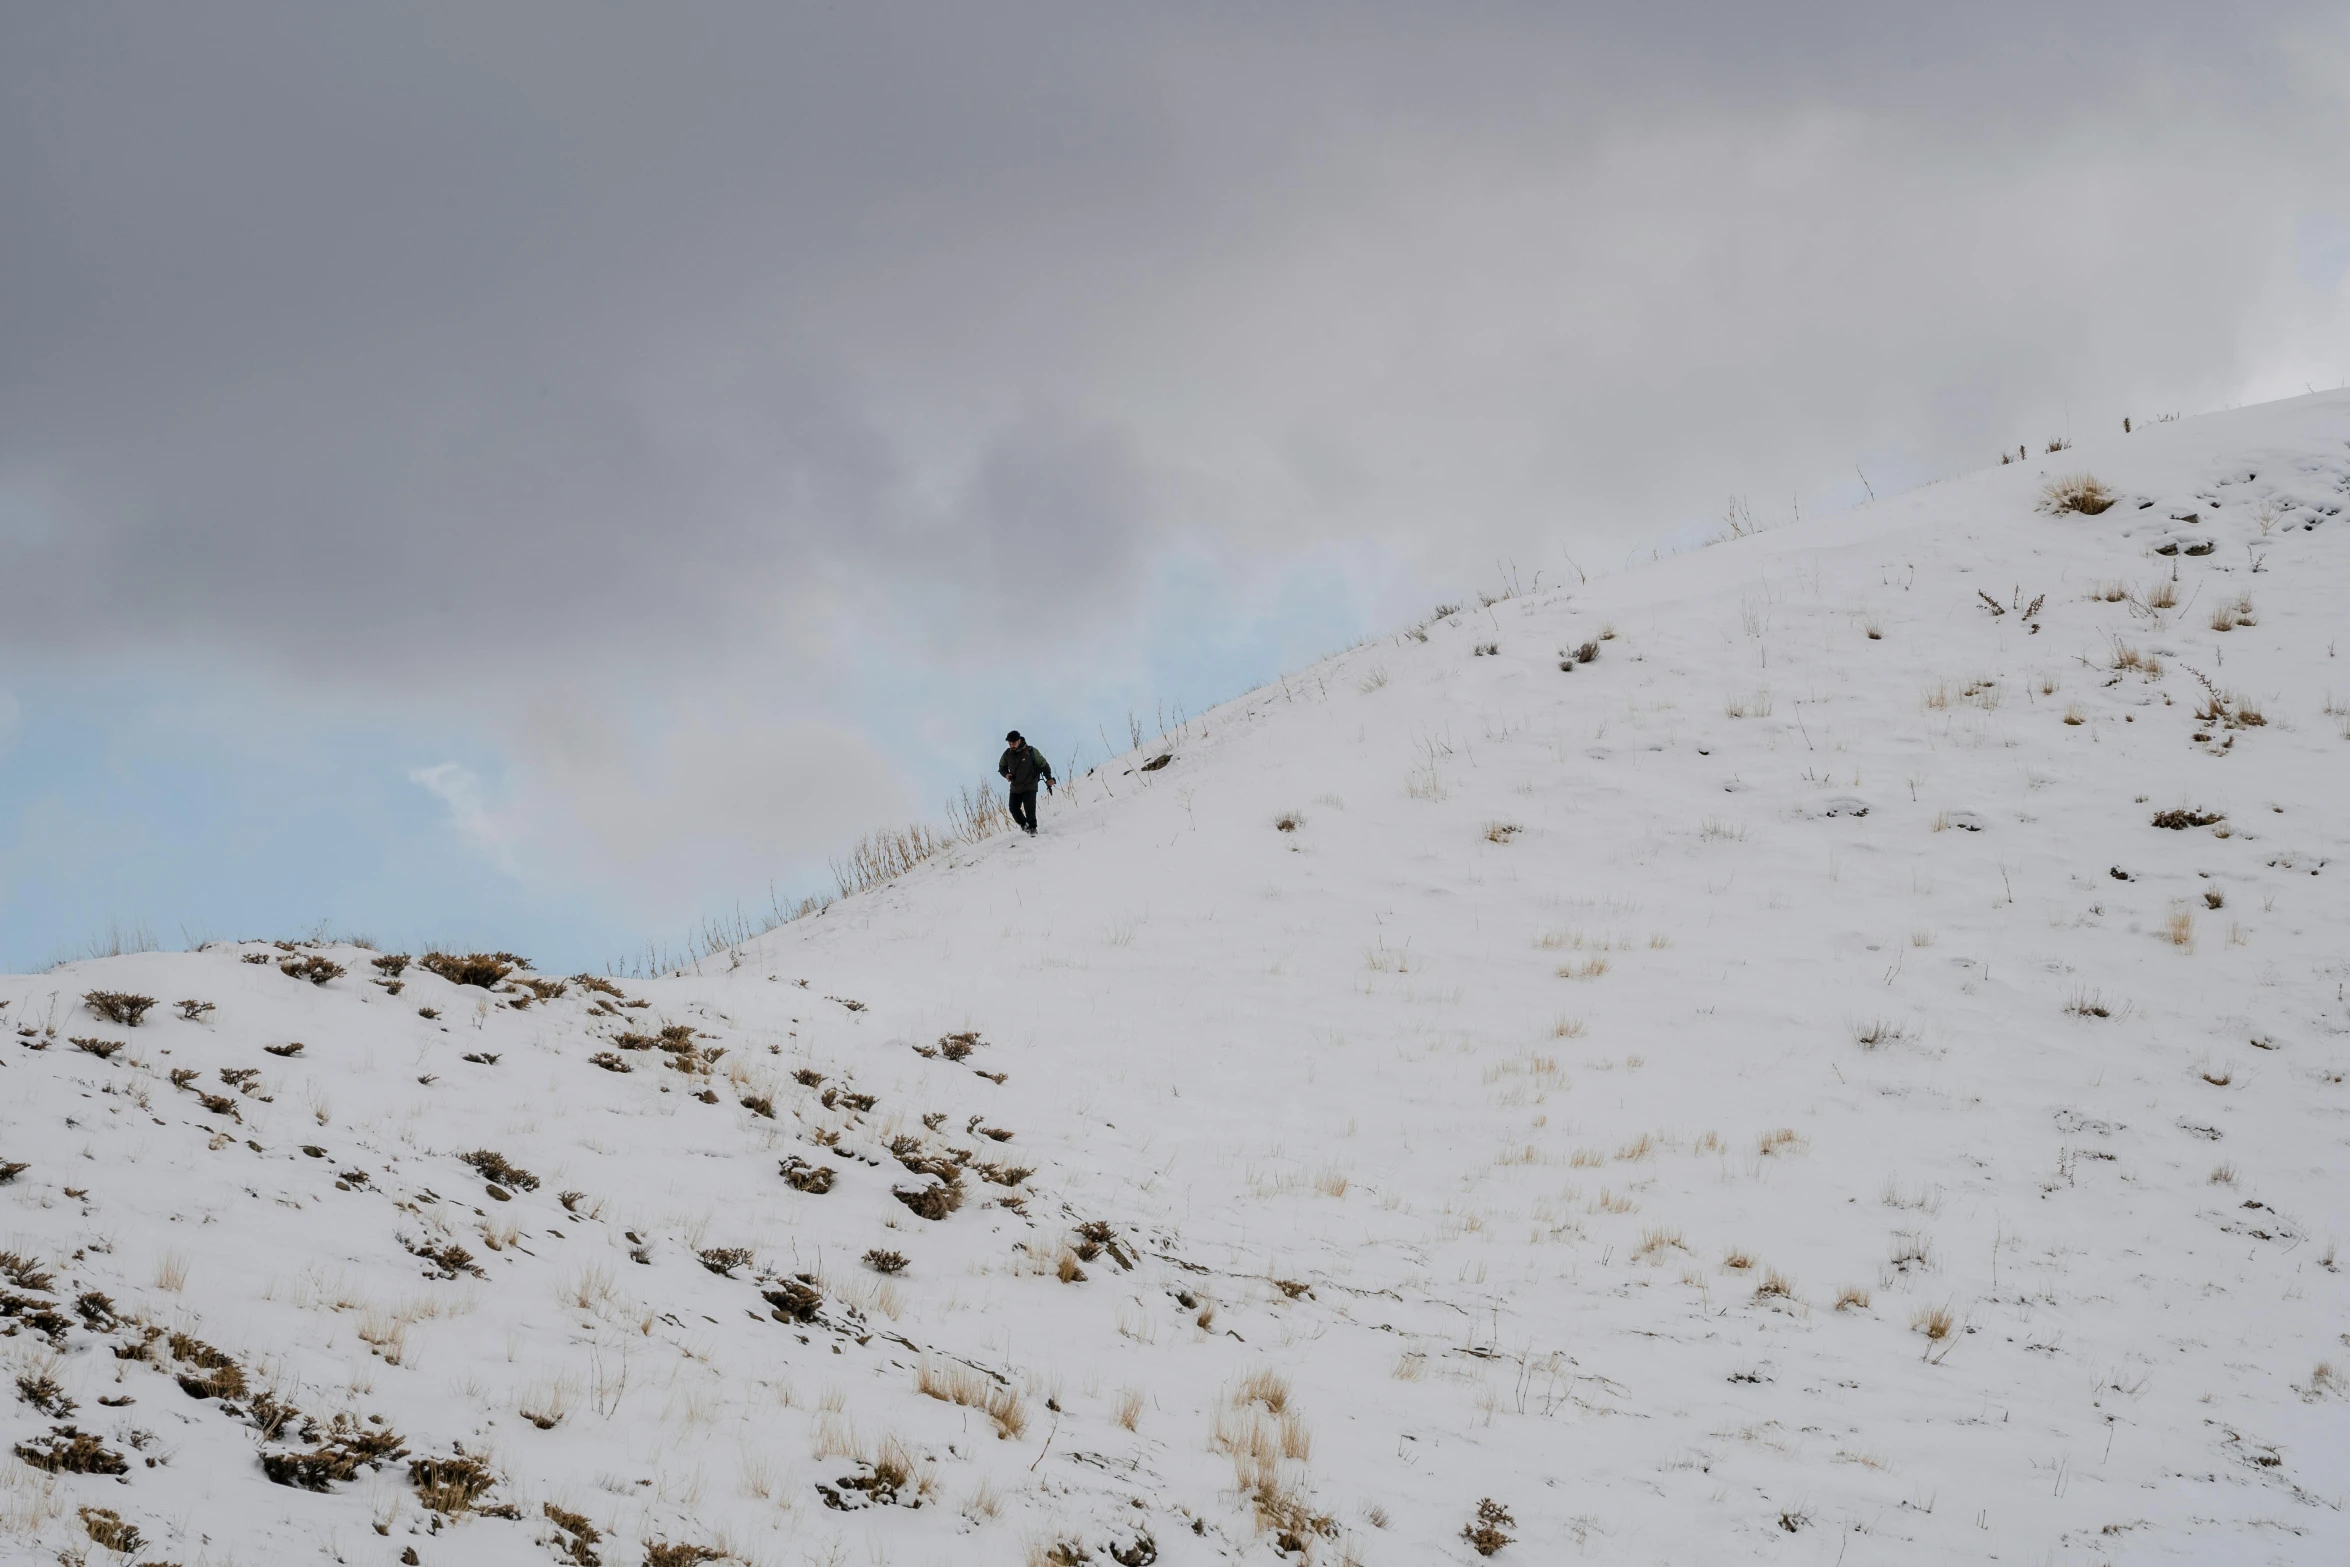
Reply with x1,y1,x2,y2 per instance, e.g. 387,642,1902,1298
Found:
2210,593,2257,632
1834,1285,1871,1311
1911,1303,1956,1343
1632,1227,1685,1260
2166,910,2196,950
2038,474,2115,515
916,1358,1028,1440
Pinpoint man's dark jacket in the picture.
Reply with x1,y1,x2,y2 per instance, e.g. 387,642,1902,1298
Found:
998,744,1054,792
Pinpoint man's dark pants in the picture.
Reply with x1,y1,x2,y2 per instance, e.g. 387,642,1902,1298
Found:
1009,789,1038,833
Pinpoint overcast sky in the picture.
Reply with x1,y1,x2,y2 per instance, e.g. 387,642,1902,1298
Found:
4,2,2346,970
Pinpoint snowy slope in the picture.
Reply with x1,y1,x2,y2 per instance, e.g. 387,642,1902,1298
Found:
4,394,2348,1567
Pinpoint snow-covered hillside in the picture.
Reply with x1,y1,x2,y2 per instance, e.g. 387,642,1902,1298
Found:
6,394,2348,1566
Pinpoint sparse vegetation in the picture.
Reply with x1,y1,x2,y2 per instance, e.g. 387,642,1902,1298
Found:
260,1413,409,1490
1462,1498,1516,1556
421,951,525,987
2065,989,2112,1018
82,991,155,1027
2209,593,2257,632
460,1149,540,1191
780,1158,837,1194
79,1506,144,1554
543,1502,603,1566
410,1447,500,1515
864,1248,909,1275
279,953,345,985
15,1426,128,1474
916,1357,1027,1438
2038,473,2113,514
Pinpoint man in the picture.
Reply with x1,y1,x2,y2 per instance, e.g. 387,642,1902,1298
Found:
997,730,1054,836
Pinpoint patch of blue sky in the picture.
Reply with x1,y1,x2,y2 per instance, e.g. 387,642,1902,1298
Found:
0,663,635,974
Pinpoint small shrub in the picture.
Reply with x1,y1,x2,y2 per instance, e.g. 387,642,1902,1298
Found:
260,1414,408,1491
542,1503,602,1567
279,954,345,985
69,1036,123,1060
1,1251,56,1290
1574,640,1600,663
14,1426,128,1474
740,1092,775,1117
864,1249,909,1275
697,1247,753,1276
1483,821,1521,844
589,1051,632,1072
1273,811,1303,832
407,1239,483,1279
16,1371,72,1416
460,1149,540,1191
644,1545,725,1567
793,1067,827,1086
1473,641,1499,657
82,992,155,1027
264,1040,305,1057
169,1332,250,1401
780,1158,837,1194
895,1181,963,1221
372,953,411,976
2038,473,2114,515
176,998,215,1021
1463,1498,1516,1556
410,1448,498,1515
420,951,524,988
79,1506,144,1554
763,1279,822,1322
2151,808,2223,830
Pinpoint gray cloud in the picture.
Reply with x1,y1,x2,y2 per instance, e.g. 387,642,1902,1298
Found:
3,0,2344,693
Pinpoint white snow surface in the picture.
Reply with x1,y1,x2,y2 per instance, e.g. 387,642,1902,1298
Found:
5,394,2349,1566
